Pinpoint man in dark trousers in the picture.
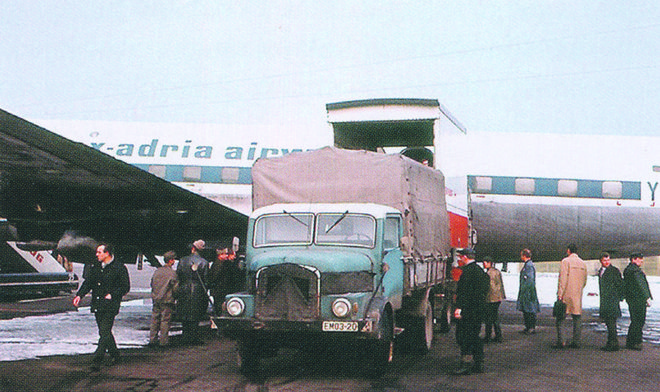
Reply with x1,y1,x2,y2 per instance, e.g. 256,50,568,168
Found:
483,256,506,343
517,249,540,334
453,248,490,375
73,243,130,371
177,239,210,344
598,252,623,351
623,253,653,350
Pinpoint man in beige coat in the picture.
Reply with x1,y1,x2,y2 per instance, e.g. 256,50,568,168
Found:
555,244,587,348
483,257,506,342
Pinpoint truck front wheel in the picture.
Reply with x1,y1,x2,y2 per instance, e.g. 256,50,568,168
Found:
236,340,260,377
366,310,394,377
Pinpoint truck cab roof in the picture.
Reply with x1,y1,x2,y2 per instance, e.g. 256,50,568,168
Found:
251,203,401,219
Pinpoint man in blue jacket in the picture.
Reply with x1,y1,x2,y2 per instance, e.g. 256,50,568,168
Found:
517,248,540,334
73,243,131,370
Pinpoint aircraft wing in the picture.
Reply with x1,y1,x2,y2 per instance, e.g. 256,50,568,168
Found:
0,108,248,262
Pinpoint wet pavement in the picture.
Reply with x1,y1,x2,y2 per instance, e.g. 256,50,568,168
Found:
1,301,659,392
1,265,659,391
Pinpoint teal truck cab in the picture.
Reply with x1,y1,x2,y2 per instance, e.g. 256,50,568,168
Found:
215,147,453,375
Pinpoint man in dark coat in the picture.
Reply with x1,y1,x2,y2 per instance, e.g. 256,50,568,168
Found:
623,253,653,350
208,246,239,309
73,243,130,370
453,248,490,375
598,252,623,351
177,239,210,344
517,248,540,334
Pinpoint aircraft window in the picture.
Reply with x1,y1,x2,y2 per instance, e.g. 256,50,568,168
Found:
602,181,622,199
222,167,240,183
557,179,578,197
654,166,660,172
148,165,166,179
183,166,202,181
515,178,535,195
473,177,492,192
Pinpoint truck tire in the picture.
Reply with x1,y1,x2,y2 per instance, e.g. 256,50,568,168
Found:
437,300,452,333
236,340,260,377
366,310,394,377
415,301,434,354
396,300,434,354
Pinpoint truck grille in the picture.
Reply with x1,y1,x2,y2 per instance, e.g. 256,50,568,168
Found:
254,263,320,321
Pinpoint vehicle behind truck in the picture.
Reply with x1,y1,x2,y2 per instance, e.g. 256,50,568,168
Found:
214,146,454,375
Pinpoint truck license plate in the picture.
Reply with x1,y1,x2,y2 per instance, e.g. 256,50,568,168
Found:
322,321,358,332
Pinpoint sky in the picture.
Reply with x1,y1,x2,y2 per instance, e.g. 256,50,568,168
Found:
2,1,660,136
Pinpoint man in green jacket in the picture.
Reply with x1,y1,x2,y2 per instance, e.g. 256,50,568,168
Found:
149,251,179,347
624,253,653,350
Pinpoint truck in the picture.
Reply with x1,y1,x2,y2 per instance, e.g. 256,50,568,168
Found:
214,146,455,375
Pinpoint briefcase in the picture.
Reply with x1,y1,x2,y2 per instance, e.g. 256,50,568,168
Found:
553,300,566,320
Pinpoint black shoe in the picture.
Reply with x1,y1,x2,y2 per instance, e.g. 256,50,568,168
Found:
109,356,121,366
472,363,484,373
627,344,642,351
452,364,472,375
551,342,565,349
567,342,581,349
493,336,503,343
601,345,620,352
90,362,101,371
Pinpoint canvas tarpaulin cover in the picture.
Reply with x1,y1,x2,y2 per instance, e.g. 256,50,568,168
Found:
252,146,451,259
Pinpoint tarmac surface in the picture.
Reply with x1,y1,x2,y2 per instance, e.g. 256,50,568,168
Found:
1,300,658,392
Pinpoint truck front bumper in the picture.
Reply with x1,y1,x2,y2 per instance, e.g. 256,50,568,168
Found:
214,317,380,341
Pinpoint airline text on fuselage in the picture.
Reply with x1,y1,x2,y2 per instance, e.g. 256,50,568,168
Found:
649,182,658,202
89,140,305,161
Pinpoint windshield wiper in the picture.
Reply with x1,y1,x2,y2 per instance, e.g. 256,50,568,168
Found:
283,210,309,227
325,210,349,233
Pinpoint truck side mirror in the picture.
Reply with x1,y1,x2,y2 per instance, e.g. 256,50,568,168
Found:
232,236,240,254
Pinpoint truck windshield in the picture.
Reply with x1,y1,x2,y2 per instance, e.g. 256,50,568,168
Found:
254,213,314,246
316,213,376,247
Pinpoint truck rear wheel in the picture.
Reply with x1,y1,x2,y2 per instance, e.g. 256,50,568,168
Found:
416,301,434,354
436,300,452,333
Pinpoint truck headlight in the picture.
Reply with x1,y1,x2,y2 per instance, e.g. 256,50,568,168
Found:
331,298,352,318
226,297,245,317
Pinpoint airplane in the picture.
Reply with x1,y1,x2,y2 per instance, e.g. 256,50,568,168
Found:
0,109,248,296
24,97,660,265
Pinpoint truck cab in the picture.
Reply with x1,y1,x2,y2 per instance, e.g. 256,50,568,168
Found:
216,202,402,375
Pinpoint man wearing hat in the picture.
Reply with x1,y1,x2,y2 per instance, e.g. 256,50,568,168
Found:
176,239,210,344
149,250,179,348
624,252,653,350
453,248,490,375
